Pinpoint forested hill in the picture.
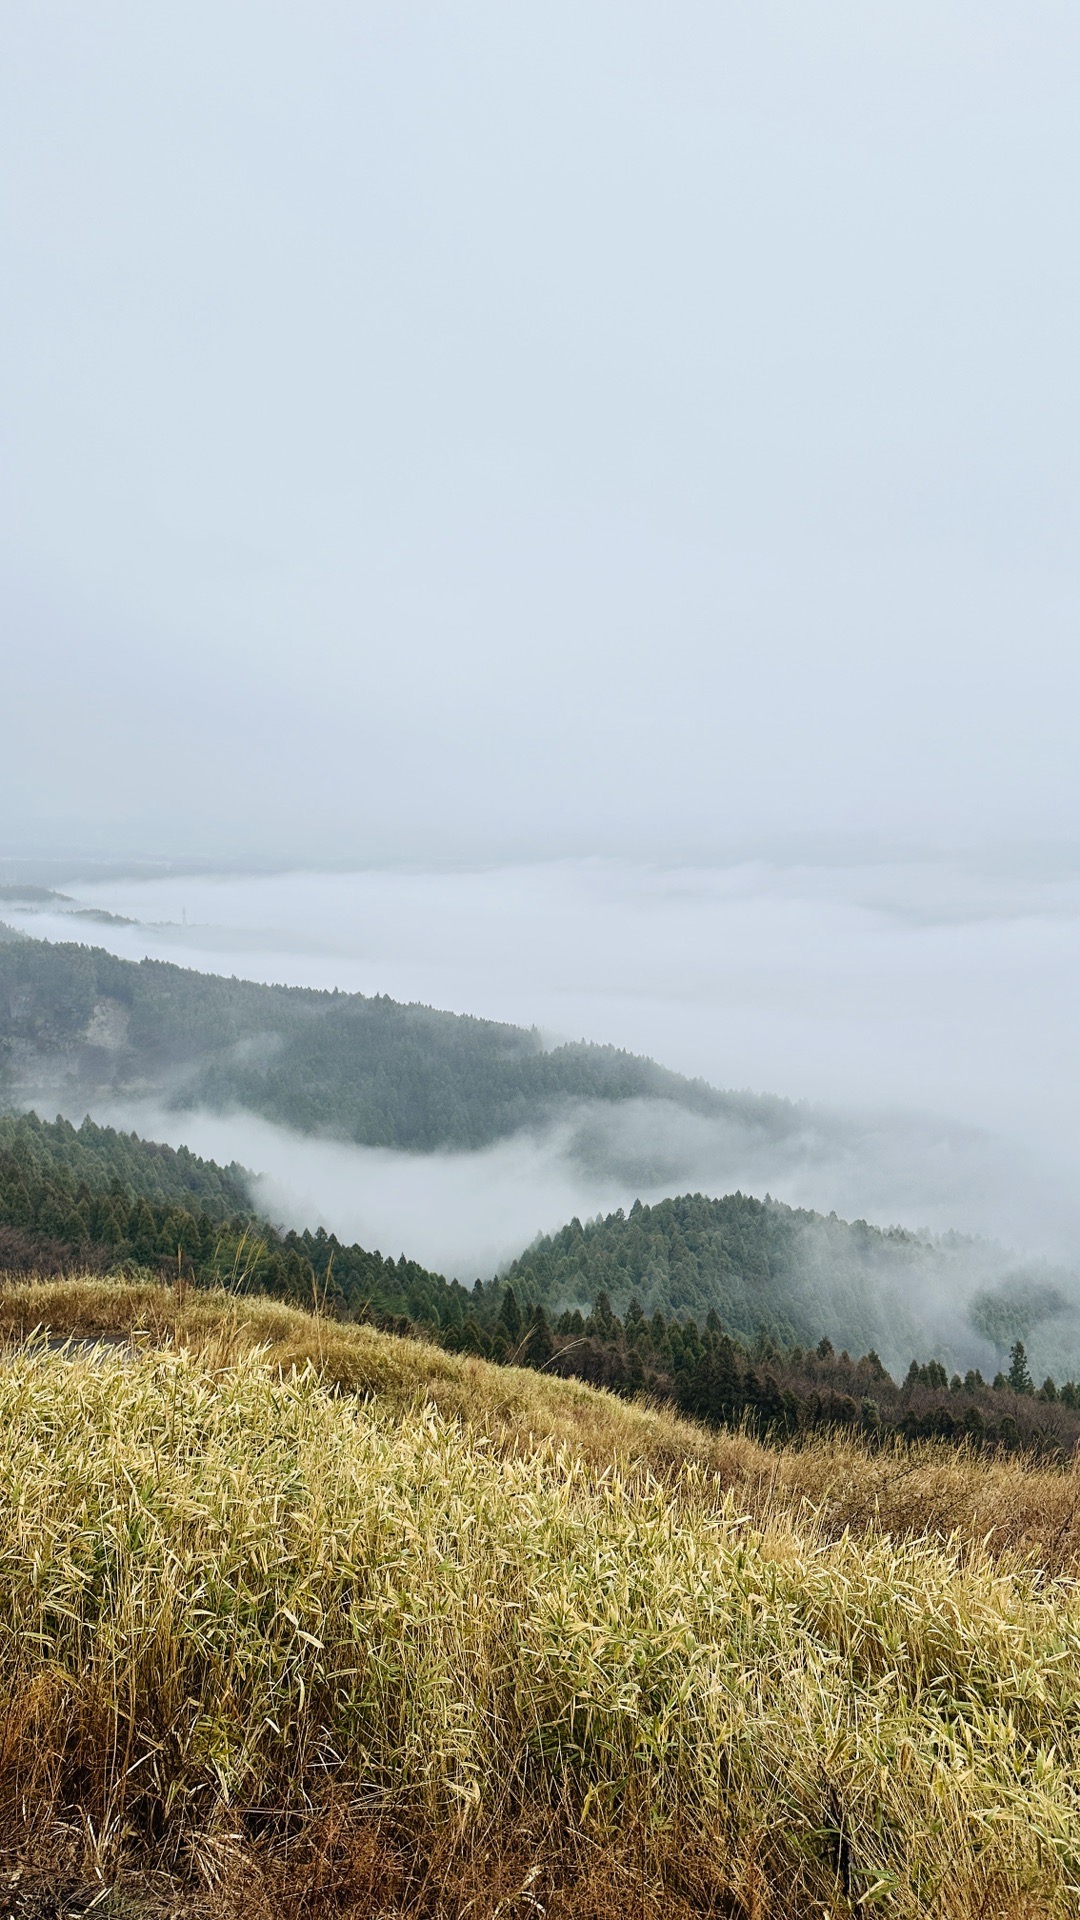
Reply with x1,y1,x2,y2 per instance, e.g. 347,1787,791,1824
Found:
0,1110,252,1220
1,1113,937,1364
506,1192,966,1366
0,933,795,1150
0,1110,456,1323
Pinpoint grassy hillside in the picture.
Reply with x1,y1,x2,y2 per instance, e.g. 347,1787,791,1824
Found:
3,1276,1080,1917
0,932,795,1150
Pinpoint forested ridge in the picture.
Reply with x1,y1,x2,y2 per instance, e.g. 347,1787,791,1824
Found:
504,1190,942,1352
3,1110,1079,1457
0,1110,251,1218
0,1111,448,1323
0,933,793,1149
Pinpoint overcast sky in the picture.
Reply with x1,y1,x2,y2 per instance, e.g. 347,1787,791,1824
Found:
3,2,1078,863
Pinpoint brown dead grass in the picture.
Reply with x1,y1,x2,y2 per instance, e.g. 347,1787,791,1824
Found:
4,1273,1080,1918
5,1271,1080,1574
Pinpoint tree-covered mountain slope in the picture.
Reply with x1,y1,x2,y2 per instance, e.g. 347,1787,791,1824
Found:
0,1109,455,1324
505,1191,994,1364
0,932,798,1150
0,1109,251,1219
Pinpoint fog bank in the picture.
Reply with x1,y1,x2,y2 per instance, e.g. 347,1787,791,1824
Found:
7,854,1079,1203
77,1078,1079,1293
76,1091,1080,1381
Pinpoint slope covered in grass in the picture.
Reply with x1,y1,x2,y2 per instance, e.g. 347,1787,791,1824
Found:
6,1274,1080,1561
3,1277,1080,1917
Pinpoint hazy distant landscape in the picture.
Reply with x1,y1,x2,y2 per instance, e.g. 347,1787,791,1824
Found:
4,899,1080,1382
4,852,1080,1270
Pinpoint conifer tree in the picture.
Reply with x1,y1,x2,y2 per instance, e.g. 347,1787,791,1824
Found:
586,1290,617,1337
522,1304,554,1371
499,1284,523,1345
1008,1340,1034,1395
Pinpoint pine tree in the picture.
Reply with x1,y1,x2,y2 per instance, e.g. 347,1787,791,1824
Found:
1007,1340,1033,1396
586,1290,618,1337
522,1305,554,1371
499,1284,523,1346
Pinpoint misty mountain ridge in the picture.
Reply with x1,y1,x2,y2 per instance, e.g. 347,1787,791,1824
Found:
505,1191,1080,1381
0,933,804,1162
4,931,1079,1378
2,1108,1077,1391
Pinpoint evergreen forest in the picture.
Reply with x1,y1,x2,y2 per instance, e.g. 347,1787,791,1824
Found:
0,931,799,1149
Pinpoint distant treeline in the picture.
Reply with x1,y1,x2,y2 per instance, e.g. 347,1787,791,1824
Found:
446,1287,1080,1458
7,932,1075,1373
2,1110,1078,1456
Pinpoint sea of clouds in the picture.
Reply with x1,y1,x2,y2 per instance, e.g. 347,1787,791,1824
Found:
7,853,1080,1290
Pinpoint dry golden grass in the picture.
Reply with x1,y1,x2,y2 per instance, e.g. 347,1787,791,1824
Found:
6,1272,1080,1573
3,1273,1080,1918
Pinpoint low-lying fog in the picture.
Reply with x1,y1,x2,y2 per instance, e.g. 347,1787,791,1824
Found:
75,1091,1073,1302
8,854,1080,1278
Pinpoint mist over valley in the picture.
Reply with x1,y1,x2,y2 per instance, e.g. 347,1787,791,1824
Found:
3,855,1079,1256
4,858,1080,1381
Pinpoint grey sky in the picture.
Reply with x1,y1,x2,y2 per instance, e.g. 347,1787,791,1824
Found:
3,3,1078,862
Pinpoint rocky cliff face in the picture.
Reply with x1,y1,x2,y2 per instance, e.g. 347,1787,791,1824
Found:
1,992,140,1109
